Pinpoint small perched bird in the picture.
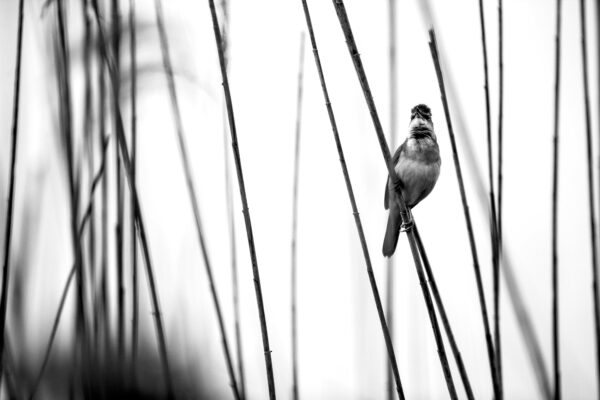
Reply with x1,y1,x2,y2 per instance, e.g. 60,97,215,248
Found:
383,104,441,257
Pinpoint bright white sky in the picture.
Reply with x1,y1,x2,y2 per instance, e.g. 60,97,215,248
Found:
0,0,599,399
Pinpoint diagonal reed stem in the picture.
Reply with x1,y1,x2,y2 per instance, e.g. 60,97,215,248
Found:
414,224,474,400
291,32,305,400
219,0,247,396
129,0,139,384
427,28,499,398
579,0,600,395
331,2,457,398
29,137,110,400
476,0,502,395
0,0,25,390
90,2,175,396
154,0,241,398
551,1,562,399
300,2,405,399
208,1,277,398
419,5,551,396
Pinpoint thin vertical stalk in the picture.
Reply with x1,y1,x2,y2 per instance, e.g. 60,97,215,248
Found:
91,2,175,396
0,0,25,388
208,2,276,398
427,27,499,397
597,0,600,230
385,1,397,399
220,0,246,396
301,1,406,399
154,1,241,398
97,2,110,356
497,2,503,245
579,0,600,394
129,0,139,383
476,0,502,395
82,0,96,352
331,2,457,398
291,32,305,400
414,224,475,400
496,2,504,394
551,1,562,399
111,0,126,368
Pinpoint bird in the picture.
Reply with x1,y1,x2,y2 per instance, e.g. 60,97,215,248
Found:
382,104,441,257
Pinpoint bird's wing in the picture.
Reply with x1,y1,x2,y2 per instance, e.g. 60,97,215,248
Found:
384,144,405,210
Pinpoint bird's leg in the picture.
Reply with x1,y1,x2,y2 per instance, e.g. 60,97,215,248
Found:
390,172,414,231
400,208,414,232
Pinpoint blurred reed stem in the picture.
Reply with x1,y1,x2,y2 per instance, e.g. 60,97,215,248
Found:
111,0,126,372
579,0,600,394
154,0,241,398
385,1,397,399
208,1,276,398
551,0,562,398
129,0,139,385
0,0,25,390
96,1,111,359
300,2,405,398
427,27,500,398
331,2,457,398
82,0,97,356
91,2,175,396
414,224,474,400
55,2,92,395
290,32,305,400
29,137,110,400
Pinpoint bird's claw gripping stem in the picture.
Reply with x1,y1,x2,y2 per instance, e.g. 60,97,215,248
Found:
399,209,414,232
400,219,414,232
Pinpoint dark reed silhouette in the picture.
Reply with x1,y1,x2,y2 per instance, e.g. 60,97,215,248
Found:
301,0,406,398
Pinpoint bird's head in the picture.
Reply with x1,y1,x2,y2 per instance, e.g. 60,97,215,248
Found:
408,104,436,140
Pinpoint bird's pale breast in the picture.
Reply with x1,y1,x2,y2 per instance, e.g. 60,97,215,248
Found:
394,137,441,207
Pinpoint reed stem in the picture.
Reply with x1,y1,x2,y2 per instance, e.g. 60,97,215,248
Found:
91,2,175,395
154,0,241,397
579,0,600,395
476,0,502,395
414,224,474,400
218,1,246,398
111,0,126,370
29,138,110,400
208,1,277,398
428,27,500,398
386,1,397,398
331,2,457,397
300,2,405,398
496,1,504,393
291,32,305,400
551,1,562,398
129,0,139,385
0,0,25,389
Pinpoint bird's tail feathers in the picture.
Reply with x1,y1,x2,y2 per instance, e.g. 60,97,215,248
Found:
382,208,401,257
